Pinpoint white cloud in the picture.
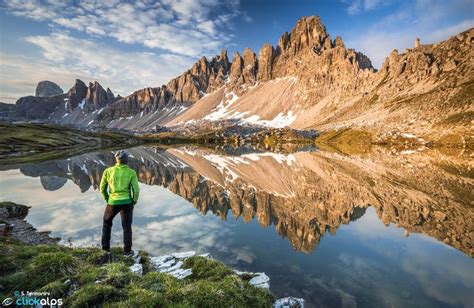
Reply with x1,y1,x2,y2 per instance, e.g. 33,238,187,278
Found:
242,11,254,23
0,33,194,102
1,0,245,102
343,0,388,15
4,0,239,57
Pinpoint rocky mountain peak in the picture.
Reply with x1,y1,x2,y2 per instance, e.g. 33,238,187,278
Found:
286,16,329,54
219,49,229,66
63,79,115,113
242,48,258,84
106,88,115,103
277,31,290,52
334,36,345,48
66,79,88,110
257,44,275,81
230,51,243,78
84,81,109,111
35,81,63,97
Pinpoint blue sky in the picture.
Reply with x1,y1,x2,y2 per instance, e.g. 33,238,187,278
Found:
0,0,472,103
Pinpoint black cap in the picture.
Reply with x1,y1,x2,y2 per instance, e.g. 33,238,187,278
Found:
114,150,128,160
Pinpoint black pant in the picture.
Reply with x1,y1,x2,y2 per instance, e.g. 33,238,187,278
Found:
101,203,134,252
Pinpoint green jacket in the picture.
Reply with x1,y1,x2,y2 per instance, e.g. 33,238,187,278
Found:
100,163,139,205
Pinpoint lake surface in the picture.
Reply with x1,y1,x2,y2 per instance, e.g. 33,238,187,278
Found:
1,145,473,307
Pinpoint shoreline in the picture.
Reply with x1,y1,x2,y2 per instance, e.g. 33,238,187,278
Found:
0,201,305,307
1,121,471,167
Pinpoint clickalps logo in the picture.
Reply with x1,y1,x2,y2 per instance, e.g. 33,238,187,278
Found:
2,291,63,306
1,298,14,306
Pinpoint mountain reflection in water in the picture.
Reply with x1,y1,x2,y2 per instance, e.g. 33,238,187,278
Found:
1,145,473,307
7,145,472,256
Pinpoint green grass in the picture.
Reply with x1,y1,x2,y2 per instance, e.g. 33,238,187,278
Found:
69,284,125,307
182,256,233,281
0,240,275,307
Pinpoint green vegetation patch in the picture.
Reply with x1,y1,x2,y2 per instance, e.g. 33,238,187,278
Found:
0,240,275,307
69,283,125,307
182,256,234,281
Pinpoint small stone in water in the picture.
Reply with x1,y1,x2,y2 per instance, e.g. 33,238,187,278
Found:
273,296,305,308
249,272,270,286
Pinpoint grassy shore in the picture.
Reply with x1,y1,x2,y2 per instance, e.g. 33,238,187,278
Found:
0,122,143,165
0,239,274,307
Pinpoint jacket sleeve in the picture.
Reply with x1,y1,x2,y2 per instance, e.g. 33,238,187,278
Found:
100,168,109,202
131,171,139,204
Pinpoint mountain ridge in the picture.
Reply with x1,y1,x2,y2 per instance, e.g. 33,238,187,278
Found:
6,16,473,144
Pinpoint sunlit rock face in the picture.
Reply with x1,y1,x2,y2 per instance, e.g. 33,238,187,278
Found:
14,145,472,257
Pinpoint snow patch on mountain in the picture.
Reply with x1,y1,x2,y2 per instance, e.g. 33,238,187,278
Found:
204,92,239,121
242,111,297,128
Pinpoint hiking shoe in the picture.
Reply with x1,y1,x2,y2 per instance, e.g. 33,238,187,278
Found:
123,250,135,257
97,250,111,264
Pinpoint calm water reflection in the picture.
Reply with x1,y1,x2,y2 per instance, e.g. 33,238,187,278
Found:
0,146,473,307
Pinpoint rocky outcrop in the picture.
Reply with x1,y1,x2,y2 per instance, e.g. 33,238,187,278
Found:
284,16,330,55
257,44,275,81
0,201,59,244
166,50,230,102
15,94,66,119
0,102,16,118
66,80,116,112
97,87,167,122
96,49,231,125
13,79,118,121
229,51,243,81
35,81,63,97
106,88,115,103
66,79,88,111
84,81,109,112
242,48,258,84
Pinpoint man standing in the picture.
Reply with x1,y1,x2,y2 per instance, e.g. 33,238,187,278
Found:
100,150,139,256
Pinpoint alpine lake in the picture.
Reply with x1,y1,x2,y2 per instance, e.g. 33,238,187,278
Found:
1,144,472,308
